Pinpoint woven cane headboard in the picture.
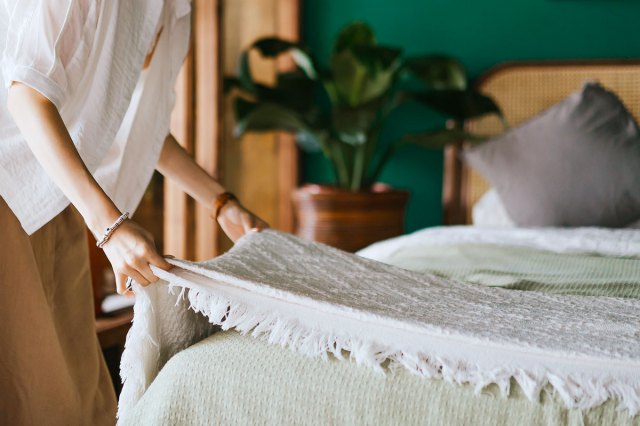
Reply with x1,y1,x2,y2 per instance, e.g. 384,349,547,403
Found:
442,60,640,225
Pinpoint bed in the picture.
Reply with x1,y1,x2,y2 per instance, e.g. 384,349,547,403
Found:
119,61,640,426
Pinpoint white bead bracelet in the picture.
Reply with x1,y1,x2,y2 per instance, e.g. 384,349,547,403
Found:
96,212,129,248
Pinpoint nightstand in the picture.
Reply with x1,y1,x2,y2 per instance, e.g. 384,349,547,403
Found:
96,308,133,396
96,309,133,349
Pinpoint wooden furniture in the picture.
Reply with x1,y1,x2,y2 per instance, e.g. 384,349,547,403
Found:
96,310,134,349
96,309,134,396
443,60,640,225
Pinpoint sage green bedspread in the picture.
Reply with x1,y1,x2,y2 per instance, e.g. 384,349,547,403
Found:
121,244,640,426
381,243,640,298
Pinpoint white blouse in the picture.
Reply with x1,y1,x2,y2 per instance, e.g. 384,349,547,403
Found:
0,0,191,234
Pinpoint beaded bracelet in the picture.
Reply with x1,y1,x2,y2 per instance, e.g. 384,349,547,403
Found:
96,212,129,248
212,192,236,220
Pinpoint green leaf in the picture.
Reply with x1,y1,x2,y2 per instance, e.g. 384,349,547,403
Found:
233,98,258,122
234,100,306,135
236,38,318,93
405,55,467,90
322,80,339,105
410,89,502,121
223,76,260,97
274,72,317,110
352,45,402,71
233,99,325,153
333,22,376,53
295,130,327,153
290,49,318,80
253,38,301,56
352,45,402,105
238,52,255,92
330,23,401,107
403,128,489,150
332,99,382,146
330,50,369,106
247,72,317,112
251,37,318,80
330,48,401,107
223,77,243,94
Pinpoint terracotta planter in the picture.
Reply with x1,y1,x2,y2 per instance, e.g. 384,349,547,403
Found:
292,184,410,252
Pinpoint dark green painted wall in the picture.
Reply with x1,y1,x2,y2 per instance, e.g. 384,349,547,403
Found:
301,0,640,232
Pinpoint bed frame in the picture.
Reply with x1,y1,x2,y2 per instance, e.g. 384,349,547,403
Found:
443,60,640,225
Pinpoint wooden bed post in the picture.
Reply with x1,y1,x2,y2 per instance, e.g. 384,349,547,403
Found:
442,118,466,226
442,143,465,226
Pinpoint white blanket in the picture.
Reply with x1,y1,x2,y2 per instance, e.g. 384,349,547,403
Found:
118,228,640,420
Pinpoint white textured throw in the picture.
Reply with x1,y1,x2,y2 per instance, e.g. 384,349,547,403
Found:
119,229,640,420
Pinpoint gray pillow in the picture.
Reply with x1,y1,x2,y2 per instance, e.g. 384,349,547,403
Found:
464,83,640,228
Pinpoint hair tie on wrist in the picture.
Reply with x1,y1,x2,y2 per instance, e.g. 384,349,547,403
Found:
212,192,236,220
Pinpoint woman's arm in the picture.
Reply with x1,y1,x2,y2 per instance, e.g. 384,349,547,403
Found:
7,82,171,294
156,134,268,241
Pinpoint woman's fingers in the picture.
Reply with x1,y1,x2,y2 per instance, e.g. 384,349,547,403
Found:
115,273,136,297
133,256,159,284
237,205,268,233
241,211,255,234
254,217,269,231
124,244,171,285
247,216,269,234
147,249,173,271
115,254,166,294
122,265,150,287
101,219,173,294
115,272,129,295
216,201,270,241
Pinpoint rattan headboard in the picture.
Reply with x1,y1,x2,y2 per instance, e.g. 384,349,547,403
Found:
442,60,640,225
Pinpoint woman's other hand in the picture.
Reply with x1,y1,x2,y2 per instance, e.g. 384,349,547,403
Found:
100,220,173,295
217,200,269,242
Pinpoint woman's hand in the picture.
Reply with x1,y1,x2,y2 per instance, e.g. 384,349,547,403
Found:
7,83,172,295
217,200,269,242
101,220,173,295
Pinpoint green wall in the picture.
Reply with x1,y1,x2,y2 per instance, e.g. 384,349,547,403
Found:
302,0,640,232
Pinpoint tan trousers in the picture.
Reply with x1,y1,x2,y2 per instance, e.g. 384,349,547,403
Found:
0,198,117,425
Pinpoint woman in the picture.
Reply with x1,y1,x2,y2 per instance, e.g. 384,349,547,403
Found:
0,1,266,424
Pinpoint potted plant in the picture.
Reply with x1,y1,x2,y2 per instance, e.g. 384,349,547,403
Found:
226,22,504,251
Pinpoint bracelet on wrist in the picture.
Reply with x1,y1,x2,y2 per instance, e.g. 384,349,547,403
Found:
96,212,129,248
211,192,236,220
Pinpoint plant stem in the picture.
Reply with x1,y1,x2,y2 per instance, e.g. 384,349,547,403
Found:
351,144,366,191
331,141,350,188
368,140,403,185
361,123,382,188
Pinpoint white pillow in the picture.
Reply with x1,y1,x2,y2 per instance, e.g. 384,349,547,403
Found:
472,189,640,229
471,189,515,228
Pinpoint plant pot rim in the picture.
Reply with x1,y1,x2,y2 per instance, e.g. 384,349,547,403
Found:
298,183,407,195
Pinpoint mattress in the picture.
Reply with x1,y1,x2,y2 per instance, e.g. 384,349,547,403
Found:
120,227,640,425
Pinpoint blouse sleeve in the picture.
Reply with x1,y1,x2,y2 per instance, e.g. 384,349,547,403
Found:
1,0,94,110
